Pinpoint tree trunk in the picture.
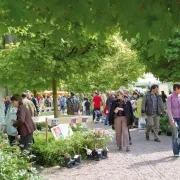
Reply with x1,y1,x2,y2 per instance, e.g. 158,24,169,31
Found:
2,35,14,94
52,78,59,118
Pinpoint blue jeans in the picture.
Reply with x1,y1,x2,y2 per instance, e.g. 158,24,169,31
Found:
104,115,108,125
171,118,180,155
85,110,90,116
104,105,111,125
61,105,65,114
93,108,100,120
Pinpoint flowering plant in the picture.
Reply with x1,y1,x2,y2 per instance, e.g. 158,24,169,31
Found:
83,146,92,156
91,129,113,149
69,122,85,132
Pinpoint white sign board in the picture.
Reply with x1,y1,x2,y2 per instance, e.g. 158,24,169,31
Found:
81,116,88,123
51,124,73,140
48,118,60,126
71,117,78,124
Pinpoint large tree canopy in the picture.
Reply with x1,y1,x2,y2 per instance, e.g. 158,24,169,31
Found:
0,25,119,92
132,28,180,82
1,0,180,55
65,37,144,92
0,26,116,117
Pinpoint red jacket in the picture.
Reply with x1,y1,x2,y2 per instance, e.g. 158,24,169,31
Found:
103,105,108,116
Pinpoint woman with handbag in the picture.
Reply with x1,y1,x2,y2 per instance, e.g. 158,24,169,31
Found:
109,90,134,151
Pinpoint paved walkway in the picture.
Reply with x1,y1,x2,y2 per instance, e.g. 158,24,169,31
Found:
40,128,179,180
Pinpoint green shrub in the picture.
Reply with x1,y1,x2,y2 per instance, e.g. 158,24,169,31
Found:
32,131,90,167
0,135,42,180
69,122,87,132
32,129,113,167
160,116,170,133
39,112,54,116
36,122,46,131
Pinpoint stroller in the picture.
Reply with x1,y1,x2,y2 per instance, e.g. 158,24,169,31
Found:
94,109,103,123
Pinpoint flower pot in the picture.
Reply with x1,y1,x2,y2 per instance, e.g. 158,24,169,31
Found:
64,157,70,166
96,153,102,161
92,150,97,158
102,150,108,159
64,157,70,163
64,157,75,168
95,149,102,161
74,155,82,164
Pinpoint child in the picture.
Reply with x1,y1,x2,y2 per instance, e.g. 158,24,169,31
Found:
103,104,109,125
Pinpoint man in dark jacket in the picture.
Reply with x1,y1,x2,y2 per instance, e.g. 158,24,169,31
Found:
142,84,164,142
67,92,80,115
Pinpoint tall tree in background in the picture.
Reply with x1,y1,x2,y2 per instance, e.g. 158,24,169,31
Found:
65,36,144,92
0,27,114,117
132,28,180,82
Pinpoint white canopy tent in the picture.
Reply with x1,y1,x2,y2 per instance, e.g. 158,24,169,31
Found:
135,74,161,87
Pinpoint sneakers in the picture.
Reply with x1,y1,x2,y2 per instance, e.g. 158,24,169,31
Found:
118,147,122,150
174,154,179,157
146,135,149,140
126,147,130,152
154,138,161,142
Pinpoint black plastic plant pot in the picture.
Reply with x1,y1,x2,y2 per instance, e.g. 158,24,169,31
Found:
92,150,97,158
95,149,102,161
70,159,76,166
74,155,82,164
64,157,71,166
96,153,102,161
102,150,108,159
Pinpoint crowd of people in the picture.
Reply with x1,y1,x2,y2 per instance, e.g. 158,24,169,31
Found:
89,83,180,155
2,82,180,157
106,83,180,156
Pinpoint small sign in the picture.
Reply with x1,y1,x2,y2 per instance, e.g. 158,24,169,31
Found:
82,116,88,123
51,124,73,140
48,118,60,126
51,126,63,140
71,117,78,124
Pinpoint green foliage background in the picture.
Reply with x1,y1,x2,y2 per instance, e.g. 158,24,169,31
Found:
132,28,180,82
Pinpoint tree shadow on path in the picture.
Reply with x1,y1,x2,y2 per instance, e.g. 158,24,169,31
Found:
128,156,178,169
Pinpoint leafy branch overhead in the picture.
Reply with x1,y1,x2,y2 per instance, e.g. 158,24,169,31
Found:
132,28,180,82
1,0,180,56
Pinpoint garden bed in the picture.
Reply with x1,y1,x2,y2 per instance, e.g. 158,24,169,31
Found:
32,123,113,167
